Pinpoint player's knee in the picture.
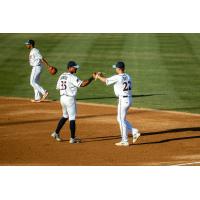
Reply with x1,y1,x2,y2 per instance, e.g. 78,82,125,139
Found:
117,116,126,125
69,116,76,121
30,80,36,87
63,114,68,118
69,114,76,121
117,116,121,123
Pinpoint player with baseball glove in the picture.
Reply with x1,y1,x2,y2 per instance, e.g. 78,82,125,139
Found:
25,39,57,103
51,61,96,143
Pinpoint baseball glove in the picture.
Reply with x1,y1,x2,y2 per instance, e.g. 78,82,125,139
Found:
48,66,57,75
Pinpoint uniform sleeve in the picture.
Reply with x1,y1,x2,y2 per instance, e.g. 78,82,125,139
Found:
56,76,61,90
106,75,118,86
70,75,83,88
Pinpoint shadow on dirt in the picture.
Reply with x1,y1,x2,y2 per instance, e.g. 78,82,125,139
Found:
0,113,118,126
79,127,200,144
141,127,200,136
132,127,200,145
77,93,165,101
75,135,120,143
133,135,200,145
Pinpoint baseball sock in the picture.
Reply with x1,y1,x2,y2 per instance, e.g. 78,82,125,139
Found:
70,120,76,139
55,117,68,134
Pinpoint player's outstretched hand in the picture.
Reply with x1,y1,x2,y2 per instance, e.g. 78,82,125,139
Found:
96,72,104,79
92,72,96,78
92,72,98,80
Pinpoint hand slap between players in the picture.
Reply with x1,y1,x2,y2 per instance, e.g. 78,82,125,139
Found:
94,72,104,80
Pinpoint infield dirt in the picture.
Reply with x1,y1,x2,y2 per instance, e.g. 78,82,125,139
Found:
0,97,200,166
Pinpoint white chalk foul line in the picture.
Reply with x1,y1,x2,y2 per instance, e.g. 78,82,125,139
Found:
171,161,200,166
1,96,200,117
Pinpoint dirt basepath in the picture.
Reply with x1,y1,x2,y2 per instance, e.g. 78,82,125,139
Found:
0,97,200,166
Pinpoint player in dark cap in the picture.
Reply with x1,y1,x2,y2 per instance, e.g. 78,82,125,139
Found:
25,39,51,102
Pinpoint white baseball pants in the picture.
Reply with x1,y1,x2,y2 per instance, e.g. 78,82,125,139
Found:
60,95,76,120
30,66,46,100
117,96,135,142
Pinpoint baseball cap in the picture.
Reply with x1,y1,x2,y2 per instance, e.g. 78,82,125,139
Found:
112,61,125,69
67,61,80,69
25,39,35,46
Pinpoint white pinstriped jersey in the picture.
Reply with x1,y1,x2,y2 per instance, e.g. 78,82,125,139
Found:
106,73,132,97
29,48,43,67
56,72,83,97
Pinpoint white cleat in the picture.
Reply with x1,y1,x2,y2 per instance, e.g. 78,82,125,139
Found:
132,128,139,134
30,99,41,103
69,138,81,144
115,141,129,146
41,91,49,101
132,132,140,144
51,132,62,142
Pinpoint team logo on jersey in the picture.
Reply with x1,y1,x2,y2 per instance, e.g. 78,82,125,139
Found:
61,76,68,80
122,76,127,81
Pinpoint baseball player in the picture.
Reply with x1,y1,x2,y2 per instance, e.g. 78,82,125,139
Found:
96,61,140,146
51,61,96,143
25,39,50,103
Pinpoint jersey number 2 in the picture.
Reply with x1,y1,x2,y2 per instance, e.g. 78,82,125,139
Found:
123,81,131,91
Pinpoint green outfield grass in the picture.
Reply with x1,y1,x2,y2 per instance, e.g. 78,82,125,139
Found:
0,33,200,113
